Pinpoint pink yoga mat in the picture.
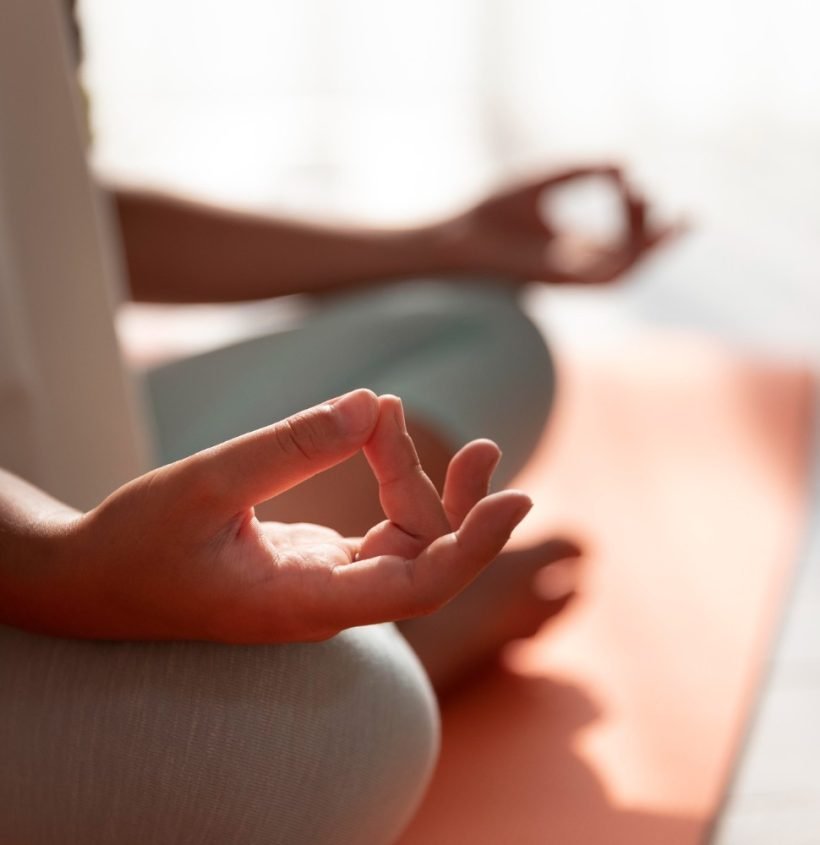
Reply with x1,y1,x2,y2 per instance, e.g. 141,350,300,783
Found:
399,331,813,845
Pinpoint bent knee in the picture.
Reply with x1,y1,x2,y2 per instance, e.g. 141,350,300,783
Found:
156,625,440,845
0,624,438,845
369,280,556,481
274,624,439,844
394,278,555,406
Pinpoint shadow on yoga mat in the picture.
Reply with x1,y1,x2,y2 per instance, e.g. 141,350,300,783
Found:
399,330,814,845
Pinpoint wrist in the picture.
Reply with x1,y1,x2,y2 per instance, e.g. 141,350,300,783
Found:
422,215,474,275
0,503,86,635
421,216,529,290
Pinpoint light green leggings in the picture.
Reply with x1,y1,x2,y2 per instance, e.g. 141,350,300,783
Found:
147,280,555,487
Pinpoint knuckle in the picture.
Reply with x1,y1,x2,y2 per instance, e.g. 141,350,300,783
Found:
401,557,419,592
401,560,448,617
380,461,424,492
275,408,335,461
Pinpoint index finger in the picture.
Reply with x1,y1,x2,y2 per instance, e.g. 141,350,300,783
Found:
362,395,450,543
538,164,622,190
181,389,380,512
508,164,623,208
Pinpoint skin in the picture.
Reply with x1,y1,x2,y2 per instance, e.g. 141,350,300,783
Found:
0,391,534,644
0,166,677,674
113,165,680,304
105,164,681,682
400,539,581,695
253,417,584,693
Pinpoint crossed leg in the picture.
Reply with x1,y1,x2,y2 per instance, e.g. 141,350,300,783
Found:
0,621,438,844
146,279,582,691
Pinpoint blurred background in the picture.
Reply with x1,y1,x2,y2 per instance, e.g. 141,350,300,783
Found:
74,2,820,841
79,0,820,359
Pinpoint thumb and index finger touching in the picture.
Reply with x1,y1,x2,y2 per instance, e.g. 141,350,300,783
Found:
183,388,532,627
183,388,517,536
528,164,684,244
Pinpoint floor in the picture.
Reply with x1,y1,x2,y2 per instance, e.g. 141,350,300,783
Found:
529,198,820,842
115,124,820,840
118,202,820,844
74,2,820,834
712,410,820,844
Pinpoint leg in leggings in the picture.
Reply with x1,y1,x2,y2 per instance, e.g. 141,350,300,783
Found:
0,623,437,845
0,281,554,842
146,278,565,689
146,279,555,487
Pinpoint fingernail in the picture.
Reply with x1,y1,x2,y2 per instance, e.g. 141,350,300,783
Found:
510,494,533,526
330,390,378,434
381,394,407,432
487,446,502,476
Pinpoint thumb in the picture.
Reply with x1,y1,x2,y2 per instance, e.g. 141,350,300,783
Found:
184,389,379,511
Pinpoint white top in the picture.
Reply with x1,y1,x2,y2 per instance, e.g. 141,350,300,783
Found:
0,0,150,510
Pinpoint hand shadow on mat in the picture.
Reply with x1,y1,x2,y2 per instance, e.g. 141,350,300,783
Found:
400,669,705,845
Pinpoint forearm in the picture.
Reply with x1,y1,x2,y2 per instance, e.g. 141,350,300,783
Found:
114,188,465,303
0,470,80,632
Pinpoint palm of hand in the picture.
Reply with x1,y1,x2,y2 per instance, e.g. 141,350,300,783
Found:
62,391,528,644
458,164,679,284
210,398,481,642
201,518,359,641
